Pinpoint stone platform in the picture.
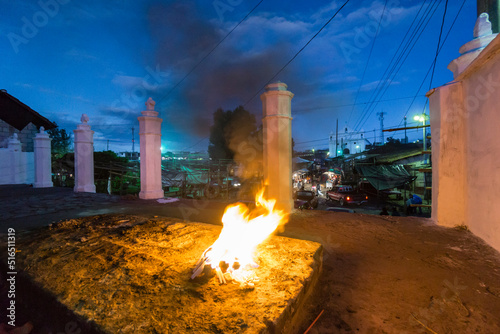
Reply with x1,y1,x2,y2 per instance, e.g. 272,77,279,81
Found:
11,214,322,333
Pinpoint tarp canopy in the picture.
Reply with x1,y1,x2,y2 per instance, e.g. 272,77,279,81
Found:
292,157,311,164
180,166,208,185
162,166,209,186
292,157,313,170
329,167,342,175
356,164,414,191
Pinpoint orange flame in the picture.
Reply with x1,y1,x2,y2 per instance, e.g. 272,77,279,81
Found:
192,188,288,284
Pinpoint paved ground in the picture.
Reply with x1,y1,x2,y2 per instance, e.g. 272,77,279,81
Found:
0,185,229,231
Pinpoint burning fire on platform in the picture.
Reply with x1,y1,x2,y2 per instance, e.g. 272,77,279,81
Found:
191,188,288,286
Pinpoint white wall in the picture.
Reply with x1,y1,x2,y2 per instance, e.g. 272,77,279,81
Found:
429,35,500,252
463,52,500,251
0,148,35,185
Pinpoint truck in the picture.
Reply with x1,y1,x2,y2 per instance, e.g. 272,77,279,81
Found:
326,185,368,206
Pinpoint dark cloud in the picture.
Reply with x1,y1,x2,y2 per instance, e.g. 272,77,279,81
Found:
146,1,319,138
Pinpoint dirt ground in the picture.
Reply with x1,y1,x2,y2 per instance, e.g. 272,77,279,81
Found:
2,208,500,333
285,211,500,333
2,215,322,334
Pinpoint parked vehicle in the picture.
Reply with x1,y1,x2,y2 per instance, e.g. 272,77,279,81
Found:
294,190,318,209
326,185,368,206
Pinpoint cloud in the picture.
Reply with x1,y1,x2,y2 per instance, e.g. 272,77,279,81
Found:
360,80,400,92
64,48,98,60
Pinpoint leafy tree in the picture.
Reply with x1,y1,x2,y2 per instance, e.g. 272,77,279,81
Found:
208,106,257,161
47,126,71,158
386,137,402,146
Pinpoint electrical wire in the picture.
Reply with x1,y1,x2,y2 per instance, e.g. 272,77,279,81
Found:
355,0,444,131
243,0,352,106
353,0,441,131
398,0,468,125
347,0,388,127
429,0,449,90
157,0,265,104
348,0,429,131
293,95,424,115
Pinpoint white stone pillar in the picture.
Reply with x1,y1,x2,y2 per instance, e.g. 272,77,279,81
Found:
260,82,294,213
33,126,53,188
138,97,164,199
73,114,96,193
8,134,22,184
448,13,498,79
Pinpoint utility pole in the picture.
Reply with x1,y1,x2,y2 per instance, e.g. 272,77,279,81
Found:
132,127,135,153
477,0,500,33
106,139,109,151
377,111,385,145
422,113,427,151
335,119,339,157
404,116,407,144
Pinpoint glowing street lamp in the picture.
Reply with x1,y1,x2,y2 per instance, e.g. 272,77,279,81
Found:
413,113,428,151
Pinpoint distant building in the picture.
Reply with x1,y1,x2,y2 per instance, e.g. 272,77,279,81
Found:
118,151,140,160
329,126,371,155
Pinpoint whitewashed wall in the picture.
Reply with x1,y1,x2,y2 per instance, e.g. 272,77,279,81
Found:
429,23,500,252
0,148,35,185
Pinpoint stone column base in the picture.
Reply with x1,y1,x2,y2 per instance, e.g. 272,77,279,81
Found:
74,185,96,193
276,200,294,214
139,189,164,200
34,181,53,188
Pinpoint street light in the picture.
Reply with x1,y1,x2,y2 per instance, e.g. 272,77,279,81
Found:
413,113,428,151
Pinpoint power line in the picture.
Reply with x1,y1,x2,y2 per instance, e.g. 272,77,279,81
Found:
355,0,443,131
243,0,352,106
353,0,441,131
348,0,429,131
398,0,468,125
157,0,265,104
429,0,449,90
347,0,388,127
360,0,442,129
293,95,424,115
181,136,209,152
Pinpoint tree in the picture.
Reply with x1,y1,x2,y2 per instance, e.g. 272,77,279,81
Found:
208,106,257,161
47,126,71,159
386,137,402,146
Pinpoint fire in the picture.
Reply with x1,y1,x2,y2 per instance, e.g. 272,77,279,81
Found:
191,188,287,286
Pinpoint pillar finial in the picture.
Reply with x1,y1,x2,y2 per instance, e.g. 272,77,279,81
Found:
81,114,89,124
146,97,156,111
474,13,492,38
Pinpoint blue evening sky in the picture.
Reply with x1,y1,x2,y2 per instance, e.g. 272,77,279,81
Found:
1,0,478,152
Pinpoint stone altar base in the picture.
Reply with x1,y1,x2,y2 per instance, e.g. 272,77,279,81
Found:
12,215,322,333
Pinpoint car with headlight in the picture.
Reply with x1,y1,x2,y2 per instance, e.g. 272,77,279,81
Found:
326,185,368,206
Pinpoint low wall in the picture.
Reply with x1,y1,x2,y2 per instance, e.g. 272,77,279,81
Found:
0,148,35,185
